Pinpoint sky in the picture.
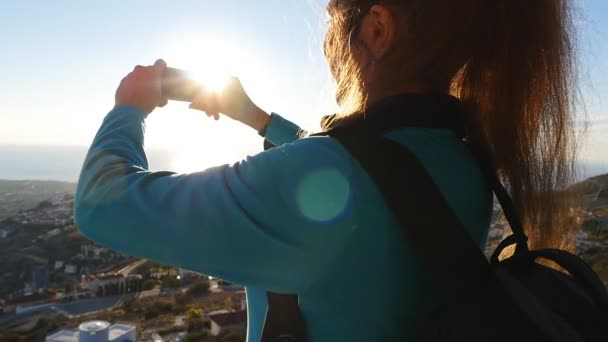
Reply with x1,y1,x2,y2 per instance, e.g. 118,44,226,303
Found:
0,0,606,174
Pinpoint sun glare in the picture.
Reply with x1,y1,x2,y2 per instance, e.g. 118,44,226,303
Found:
164,36,238,92
154,35,265,174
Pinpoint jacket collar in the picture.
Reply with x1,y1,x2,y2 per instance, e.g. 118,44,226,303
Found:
320,93,467,139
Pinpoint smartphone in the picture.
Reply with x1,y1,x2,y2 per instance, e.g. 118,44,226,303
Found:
161,67,201,102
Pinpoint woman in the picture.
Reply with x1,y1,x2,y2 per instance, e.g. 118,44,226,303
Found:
75,0,577,341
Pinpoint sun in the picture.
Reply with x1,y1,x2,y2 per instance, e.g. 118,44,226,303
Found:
163,36,239,92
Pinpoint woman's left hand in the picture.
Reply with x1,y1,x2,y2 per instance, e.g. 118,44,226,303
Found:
189,77,270,132
115,59,168,116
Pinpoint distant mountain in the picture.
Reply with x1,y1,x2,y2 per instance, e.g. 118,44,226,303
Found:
0,180,76,220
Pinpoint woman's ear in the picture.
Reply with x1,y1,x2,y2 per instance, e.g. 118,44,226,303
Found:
358,5,397,61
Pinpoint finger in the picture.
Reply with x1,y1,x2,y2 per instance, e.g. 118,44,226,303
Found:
153,60,165,78
190,97,207,111
150,63,164,105
190,87,215,111
154,59,167,69
134,65,144,72
214,113,220,121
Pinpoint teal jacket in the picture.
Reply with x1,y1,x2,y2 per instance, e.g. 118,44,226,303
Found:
75,100,492,341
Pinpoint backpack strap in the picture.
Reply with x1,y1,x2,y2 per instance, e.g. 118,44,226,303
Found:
331,131,492,295
261,292,306,342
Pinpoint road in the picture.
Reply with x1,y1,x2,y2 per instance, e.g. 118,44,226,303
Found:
1,260,150,329
0,296,124,328
52,295,123,317
114,259,147,276
137,288,161,299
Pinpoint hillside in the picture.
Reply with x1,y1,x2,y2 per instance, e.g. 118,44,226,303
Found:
568,173,608,284
0,180,76,220
570,173,608,213
0,193,130,298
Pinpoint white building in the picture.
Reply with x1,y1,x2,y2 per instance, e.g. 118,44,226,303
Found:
207,310,247,336
64,264,78,275
82,245,110,260
46,321,136,342
54,261,65,271
46,228,62,239
81,274,126,296
0,228,10,238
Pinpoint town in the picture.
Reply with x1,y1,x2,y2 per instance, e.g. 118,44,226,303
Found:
0,188,246,341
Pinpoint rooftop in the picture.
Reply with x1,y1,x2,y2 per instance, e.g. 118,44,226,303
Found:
45,329,78,342
45,321,136,342
97,274,124,281
208,310,247,327
109,323,135,340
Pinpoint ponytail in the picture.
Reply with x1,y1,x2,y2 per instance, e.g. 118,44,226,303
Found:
451,0,579,250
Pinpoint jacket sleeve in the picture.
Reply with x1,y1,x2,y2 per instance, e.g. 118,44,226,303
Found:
263,113,308,147
74,106,355,292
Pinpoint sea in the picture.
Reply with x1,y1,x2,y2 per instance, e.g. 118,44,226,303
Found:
0,145,607,183
0,145,173,183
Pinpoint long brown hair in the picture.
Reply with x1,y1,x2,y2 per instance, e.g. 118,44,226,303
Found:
324,0,580,250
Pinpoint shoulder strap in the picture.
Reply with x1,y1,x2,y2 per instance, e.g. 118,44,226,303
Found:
331,132,492,296
261,292,305,342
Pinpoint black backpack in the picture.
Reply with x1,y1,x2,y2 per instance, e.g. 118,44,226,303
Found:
260,100,608,342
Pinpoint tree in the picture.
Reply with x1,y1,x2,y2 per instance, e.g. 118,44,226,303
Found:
0,332,20,342
186,281,209,297
161,275,181,289
175,293,192,312
187,317,209,333
219,330,246,342
122,297,135,312
223,296,234,310
187,307,204,320
184,330,213,342
143,279,157,291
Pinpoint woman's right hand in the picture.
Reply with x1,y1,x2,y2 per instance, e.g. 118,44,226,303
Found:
190,77,270,132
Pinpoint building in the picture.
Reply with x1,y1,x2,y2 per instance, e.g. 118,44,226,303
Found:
82,245,110,260
46,321,136,342
0,228,10,238
65,264,78,275
54,260,65,271
583,216,608,235
207,310,247,336
5,291,55,314
24,264,48,293
81,274,127,296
